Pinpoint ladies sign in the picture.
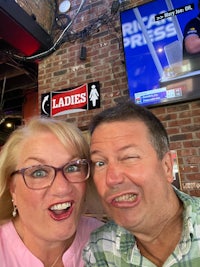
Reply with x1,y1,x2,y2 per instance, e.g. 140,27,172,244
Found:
41,82,100,117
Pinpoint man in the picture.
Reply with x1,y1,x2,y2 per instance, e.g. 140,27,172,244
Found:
83,100,200,266
183,0,200,70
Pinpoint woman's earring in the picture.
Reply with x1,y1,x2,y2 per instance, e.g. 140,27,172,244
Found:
12,199,18,217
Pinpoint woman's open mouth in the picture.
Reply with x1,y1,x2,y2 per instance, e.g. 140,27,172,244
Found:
48,201,73,220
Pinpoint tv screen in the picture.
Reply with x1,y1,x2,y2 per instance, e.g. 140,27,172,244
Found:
120,0,200,107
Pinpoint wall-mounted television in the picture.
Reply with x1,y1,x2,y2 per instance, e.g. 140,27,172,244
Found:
120,0,200,107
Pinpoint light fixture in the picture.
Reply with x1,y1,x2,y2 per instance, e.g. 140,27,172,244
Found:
80,45,87,60
5,122,13,128
59,0,71,13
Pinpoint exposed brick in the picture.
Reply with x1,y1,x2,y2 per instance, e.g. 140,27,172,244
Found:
36,0,200,197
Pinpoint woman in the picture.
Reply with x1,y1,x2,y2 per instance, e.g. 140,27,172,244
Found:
0,117,103,267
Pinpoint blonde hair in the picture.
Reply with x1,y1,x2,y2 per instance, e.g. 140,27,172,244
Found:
0,117,90,222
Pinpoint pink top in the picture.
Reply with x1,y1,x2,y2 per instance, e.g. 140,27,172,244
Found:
0,216,103,267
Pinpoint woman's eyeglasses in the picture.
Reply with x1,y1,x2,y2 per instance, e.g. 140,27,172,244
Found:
11,159,90,190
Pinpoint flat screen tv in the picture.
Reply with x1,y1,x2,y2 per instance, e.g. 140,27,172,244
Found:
120,0,200,107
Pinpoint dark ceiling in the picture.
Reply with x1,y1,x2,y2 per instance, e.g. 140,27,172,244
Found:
0,0,53,146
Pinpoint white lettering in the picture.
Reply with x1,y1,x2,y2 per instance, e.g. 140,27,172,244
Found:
146,14,159,29
165,23,176,38
153,26,165,42
164,10,175,18
52,92,87,109
123,22,176,49
64,96,71,105
129,34,144,48
185,4,193,11
175,8,184,15
52,99,58,108
80,92,86,102
122,9,174,47
122,23,134,36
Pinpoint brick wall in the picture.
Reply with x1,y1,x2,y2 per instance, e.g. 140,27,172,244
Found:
16,0,55,34
38,0,129,127
37,0,200,196
152,102,200,196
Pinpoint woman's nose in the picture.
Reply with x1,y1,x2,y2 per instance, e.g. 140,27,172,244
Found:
50,170,73,194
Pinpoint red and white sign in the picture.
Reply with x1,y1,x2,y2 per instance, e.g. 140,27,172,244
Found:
41,82,100,117
52,84,87,116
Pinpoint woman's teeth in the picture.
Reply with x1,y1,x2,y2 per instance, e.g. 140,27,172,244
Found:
50,202,71,211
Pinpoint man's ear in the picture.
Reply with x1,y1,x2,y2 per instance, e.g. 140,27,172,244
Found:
162,151,174,183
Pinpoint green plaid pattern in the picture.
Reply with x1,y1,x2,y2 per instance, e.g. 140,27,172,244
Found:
83,189,200,267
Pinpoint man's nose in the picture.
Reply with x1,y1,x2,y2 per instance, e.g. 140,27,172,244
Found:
105,163,124,187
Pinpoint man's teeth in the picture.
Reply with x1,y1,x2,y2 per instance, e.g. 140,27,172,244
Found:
114,194,136,202
50,202,71,211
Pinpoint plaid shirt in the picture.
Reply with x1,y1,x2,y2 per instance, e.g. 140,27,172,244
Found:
83,189,200,266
